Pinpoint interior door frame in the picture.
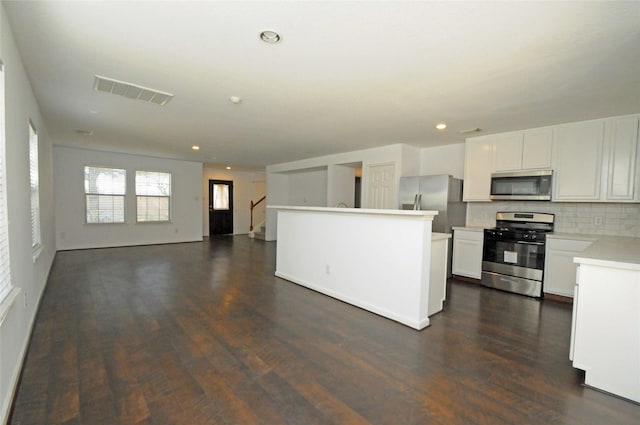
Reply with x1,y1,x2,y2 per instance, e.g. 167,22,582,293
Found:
209,179,234,236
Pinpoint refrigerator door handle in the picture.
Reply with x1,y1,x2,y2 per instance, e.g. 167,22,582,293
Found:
414,194,422,210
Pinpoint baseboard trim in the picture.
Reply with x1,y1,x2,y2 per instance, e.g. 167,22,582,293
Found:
544,293,573,304
453,275,481,284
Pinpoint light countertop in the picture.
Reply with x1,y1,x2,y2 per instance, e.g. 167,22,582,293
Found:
431,232,452,241
451,226,485,232
574,236,640,271
547,232,599,241
268,205,439,218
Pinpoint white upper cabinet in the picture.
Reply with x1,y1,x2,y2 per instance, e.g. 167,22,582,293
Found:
552,120,605,201
522,128,553,170
463,136,495,201
494,132,523,172
494,129,552,172
602,115,639,201
462,114,639,203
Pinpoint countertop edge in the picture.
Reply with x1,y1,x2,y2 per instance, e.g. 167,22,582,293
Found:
573,236,640,271
431,232,452,241
451,226,484,232
268,205,439,218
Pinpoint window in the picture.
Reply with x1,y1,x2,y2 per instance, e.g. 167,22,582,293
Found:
213,183,229,210
136,171,171,222
29,121,41,250
84,166,126,223
0,62,13,304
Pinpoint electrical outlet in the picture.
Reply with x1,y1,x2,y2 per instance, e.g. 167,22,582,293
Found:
23,291,27,308
593,216,602,226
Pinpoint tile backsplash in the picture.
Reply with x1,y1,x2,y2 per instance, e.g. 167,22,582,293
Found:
466,201,640,237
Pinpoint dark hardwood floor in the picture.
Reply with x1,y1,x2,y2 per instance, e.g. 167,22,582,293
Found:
9,236,640,425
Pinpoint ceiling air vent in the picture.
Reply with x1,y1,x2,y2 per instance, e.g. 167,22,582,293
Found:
458,127,482,135
93,75,174,106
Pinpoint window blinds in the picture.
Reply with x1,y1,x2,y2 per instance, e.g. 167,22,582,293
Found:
29,121,41,249
0,65,12,303
84,166,126,223
136,171,171,222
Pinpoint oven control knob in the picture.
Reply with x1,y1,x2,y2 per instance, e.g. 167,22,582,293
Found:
529,233,537,240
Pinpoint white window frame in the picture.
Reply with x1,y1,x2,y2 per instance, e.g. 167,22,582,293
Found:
0,60,15,309
135,170,171,223
84,166,126,224
29,120,42,259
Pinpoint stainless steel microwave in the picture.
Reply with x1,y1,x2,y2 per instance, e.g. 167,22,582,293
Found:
490,170,553,201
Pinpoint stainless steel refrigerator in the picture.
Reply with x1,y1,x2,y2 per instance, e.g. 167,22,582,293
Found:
399,174,466,277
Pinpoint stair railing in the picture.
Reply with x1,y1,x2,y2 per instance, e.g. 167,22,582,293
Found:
249,196,266,231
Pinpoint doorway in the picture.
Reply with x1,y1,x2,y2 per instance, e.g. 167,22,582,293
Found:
366,162,396,209
209,180,234,235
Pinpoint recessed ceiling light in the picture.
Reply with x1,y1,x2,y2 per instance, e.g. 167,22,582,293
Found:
229,96,242,104
75,129,94,136
260,30,281,44
226,166,232,170
436,123,447,130
192,145,200,150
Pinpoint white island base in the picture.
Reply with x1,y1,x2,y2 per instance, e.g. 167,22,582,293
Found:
269,206,450,330
571,237,640,403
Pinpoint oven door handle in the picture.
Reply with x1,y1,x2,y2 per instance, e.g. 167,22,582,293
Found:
515,241,544,246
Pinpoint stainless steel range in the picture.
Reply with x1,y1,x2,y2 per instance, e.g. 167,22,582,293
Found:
481,212,555,298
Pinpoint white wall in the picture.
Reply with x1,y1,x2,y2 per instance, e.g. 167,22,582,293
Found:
0,6,57,423
327,164,356,207
287,168,328,206
54,146,203,250
420,143,465,179
265,143,419,240
202,167,266,236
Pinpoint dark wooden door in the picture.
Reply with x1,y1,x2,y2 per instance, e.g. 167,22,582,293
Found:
209,180,234,235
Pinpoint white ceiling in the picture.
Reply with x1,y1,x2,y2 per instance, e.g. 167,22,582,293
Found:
4,1,640,169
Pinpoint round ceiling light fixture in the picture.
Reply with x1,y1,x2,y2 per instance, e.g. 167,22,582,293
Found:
260,30,281,44
435,123,447,130
229,96,242,104
192,145,200,150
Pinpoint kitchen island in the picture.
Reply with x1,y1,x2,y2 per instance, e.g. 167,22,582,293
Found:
571,236,640,403
269,206,450,330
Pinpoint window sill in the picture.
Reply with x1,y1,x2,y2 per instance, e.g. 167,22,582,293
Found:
136,220,172,224
0,287,21,327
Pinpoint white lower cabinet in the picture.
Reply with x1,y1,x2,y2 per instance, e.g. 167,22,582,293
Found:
543,237,594,297
452,228,484,279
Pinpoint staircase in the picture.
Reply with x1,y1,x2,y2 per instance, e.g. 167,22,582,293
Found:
249,224,266,240
249,195,266,240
